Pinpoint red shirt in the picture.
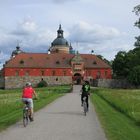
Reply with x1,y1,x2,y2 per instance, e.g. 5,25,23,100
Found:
22,87,35,98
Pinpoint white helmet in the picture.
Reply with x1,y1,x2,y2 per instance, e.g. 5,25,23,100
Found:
26,82,32,87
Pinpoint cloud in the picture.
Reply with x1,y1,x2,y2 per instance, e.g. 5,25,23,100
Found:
0,51,10,69
0,0,79,6
0,18,133,66
12,17,37,35
9,17,56,51
0,18,56,64
68,21,122,44
66,21,132,60
51,0,80,4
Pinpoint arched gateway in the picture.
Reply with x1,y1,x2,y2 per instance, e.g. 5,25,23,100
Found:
73,73,83,85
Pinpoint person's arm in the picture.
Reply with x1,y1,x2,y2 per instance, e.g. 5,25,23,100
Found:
82,85,84,91
89,85,90,91
33,89,37,98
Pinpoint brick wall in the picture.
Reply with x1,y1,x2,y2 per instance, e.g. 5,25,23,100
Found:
4,76,72,89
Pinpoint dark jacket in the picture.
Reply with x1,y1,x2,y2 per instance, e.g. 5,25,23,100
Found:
82,84,90,96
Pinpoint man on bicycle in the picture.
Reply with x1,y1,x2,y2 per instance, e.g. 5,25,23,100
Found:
22,82,37,121
81,80,90,110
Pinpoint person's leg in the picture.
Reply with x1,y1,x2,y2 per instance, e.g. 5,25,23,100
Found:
81,94,84,106
28,99,34,121
86,95,89,110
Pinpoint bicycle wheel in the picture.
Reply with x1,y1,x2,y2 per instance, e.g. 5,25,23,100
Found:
23,109,29,127
83,101,87,116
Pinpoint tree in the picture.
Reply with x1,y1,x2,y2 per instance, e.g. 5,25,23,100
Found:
112,51,128,78
112,5,140,86
133,5,140,48
128,65,140,86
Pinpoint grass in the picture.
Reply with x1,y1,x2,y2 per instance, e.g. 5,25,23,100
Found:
90,88,140,140
0,85,71,131
93,88,140,123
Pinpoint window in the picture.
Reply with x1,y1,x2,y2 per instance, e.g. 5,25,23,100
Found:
41,70,44,76
96,71,101,79
25,71,29,76
63,70,67,76
105,71,108,77
19,60,24,64
15,70,19,76
93,61,97,65
52,70,55,76
29,57,33,60
56,61,60,64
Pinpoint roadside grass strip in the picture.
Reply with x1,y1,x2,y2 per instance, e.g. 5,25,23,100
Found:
0,85,71,131
93,88,140,124
91,88,140,140
90,88,140,140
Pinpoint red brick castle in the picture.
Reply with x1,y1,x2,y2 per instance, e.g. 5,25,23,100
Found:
1,25,112,89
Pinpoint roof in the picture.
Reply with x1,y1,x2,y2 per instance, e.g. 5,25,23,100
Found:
52,37,69,46
51,24,69,47
4,53,111,69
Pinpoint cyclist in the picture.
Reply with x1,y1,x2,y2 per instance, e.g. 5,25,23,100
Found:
81,80,90,111
22,82,37,121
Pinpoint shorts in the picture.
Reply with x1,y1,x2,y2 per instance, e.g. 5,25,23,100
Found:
22,98,33,108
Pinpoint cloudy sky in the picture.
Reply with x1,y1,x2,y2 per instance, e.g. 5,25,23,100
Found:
0,0,139,68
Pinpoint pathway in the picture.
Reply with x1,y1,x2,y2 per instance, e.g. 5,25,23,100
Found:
0,85,107,140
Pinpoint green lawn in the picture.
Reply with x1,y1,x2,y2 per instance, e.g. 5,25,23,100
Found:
90,88,140,140
0,85,71,131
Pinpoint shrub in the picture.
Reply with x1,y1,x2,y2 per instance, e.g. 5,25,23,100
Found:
37,80,48,88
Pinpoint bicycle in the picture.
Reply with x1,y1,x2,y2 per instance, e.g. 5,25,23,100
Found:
23,101,31,127
83,96,88,116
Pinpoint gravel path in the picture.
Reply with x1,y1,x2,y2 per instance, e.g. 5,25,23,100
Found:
0,85,107,140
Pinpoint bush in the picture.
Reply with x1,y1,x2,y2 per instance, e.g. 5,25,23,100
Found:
37,80,48,88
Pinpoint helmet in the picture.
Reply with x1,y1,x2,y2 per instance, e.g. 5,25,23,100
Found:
84,80,89,84
26,82,32,87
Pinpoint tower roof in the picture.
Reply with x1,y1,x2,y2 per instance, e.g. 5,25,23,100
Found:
11,46,23,57
51,24,69,47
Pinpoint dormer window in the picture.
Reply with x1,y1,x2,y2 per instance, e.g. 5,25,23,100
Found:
93,61,97,65
19,60,24,64
56,61,60,64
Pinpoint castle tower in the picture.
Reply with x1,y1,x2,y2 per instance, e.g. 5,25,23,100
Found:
49,24,70,54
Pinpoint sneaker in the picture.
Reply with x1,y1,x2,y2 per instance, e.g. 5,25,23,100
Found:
29,116,34,122
30,117,34,122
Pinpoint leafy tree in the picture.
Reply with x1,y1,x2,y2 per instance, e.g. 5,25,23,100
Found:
133,5,140,48
112,5,140,86
112,51,128,78
128,65,140,86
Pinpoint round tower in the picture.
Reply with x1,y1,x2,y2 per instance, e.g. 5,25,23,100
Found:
49,25,70,54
